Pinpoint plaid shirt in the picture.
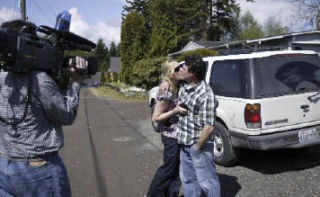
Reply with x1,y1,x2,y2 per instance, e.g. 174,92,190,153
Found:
176,81,215,145
0,71,80,158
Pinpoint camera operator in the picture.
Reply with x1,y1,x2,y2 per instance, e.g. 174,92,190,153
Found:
0,58,86,197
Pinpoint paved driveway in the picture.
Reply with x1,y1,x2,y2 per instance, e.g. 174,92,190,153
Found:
61,88,320,197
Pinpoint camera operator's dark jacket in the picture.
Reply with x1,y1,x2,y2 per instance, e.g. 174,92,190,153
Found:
0,71,80,158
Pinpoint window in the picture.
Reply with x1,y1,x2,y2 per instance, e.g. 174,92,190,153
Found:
253,54,320,98
209,60,246,97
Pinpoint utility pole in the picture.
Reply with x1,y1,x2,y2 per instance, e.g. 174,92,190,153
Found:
20,0,26,21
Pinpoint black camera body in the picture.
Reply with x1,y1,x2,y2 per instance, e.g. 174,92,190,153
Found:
0,20,97,79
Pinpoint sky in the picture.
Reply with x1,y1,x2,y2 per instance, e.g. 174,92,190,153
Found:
0,0,307,47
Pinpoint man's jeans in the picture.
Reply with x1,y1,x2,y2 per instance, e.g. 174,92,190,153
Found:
0,154,71,197
147,135,181,197
180,143,221,197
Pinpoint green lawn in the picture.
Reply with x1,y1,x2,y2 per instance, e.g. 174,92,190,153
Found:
90,86,148,102
108,82,126,88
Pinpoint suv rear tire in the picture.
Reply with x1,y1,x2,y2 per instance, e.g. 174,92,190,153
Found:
213,122,239,166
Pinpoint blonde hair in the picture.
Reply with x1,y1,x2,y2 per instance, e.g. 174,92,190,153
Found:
161,59,179,93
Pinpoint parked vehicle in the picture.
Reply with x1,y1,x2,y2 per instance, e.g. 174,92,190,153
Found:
93,81,100,87
149,50,320,166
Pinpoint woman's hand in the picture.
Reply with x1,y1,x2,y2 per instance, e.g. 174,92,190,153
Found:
159,81,169,93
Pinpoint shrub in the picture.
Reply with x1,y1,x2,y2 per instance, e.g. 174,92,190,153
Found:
112,72,119,82
107,72,112,82
130,57,167,90
100,72,107,84
176,48,219,62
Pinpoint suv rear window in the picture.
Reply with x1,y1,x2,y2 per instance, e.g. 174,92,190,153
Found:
253,54,320,98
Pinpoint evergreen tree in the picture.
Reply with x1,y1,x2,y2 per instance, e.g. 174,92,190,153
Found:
167,0,242,42
168,0,198,49
207,0,241,41
122,0,150,24
192,0,210,41
100,68,107,84
94,38,109,71
120,11,148,84
148,0,210,56
116,43,121,57
110,41,117,56
149,0,179,57
122,0,151,39
122,0,151,58
121,0,245,57
95,38,107,63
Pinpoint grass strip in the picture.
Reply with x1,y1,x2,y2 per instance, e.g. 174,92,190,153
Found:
90,86,148,102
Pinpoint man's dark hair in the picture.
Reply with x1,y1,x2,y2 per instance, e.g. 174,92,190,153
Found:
184,55,206,80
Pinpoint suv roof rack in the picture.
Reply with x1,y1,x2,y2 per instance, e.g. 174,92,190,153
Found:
208,31,320,55
211,45,289,55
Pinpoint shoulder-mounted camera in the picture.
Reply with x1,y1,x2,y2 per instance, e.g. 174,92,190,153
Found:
0,20,97,79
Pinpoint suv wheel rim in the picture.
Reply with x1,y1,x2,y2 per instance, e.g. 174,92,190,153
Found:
214,134,224,157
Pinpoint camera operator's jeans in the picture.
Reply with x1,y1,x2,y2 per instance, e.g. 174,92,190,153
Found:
0,154,71,197
180,143,221,197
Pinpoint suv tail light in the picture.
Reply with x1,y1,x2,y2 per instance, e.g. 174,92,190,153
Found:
245,104,261,128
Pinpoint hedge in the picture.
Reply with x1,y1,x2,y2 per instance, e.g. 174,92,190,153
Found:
176,48,219,62
130,57,167,90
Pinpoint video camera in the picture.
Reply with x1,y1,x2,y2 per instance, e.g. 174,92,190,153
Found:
0,20,97,79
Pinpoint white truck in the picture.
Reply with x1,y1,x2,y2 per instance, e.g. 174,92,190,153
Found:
149,50,320,166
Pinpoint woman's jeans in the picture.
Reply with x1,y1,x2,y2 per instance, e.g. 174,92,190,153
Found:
180,143,221,197
0,154,71,197
147,135,181,197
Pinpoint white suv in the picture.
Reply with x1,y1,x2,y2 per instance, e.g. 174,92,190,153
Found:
149,50,320,166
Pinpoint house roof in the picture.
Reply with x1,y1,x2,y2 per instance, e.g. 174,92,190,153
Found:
169,41,224,56
108,57,121,74
193,40,224,48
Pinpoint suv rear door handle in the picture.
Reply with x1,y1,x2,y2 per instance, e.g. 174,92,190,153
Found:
301,105,309,109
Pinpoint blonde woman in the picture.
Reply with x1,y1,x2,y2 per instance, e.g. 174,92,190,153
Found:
146,60,187,197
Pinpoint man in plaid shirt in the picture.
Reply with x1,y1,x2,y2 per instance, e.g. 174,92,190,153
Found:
176,55,221,197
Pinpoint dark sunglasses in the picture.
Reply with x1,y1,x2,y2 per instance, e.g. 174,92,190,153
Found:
174,65,183,73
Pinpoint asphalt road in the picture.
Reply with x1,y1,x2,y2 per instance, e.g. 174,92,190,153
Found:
60,88,320,197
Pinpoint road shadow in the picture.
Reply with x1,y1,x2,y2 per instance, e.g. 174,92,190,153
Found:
237,144,320,174
219,173,241,197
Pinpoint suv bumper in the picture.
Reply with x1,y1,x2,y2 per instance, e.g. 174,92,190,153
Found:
230,125,320,150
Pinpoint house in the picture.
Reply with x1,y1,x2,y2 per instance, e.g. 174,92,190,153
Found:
169,31,320,57
169,40,224,58
82,57,121,86
108,57,121,74
107,56,121,82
